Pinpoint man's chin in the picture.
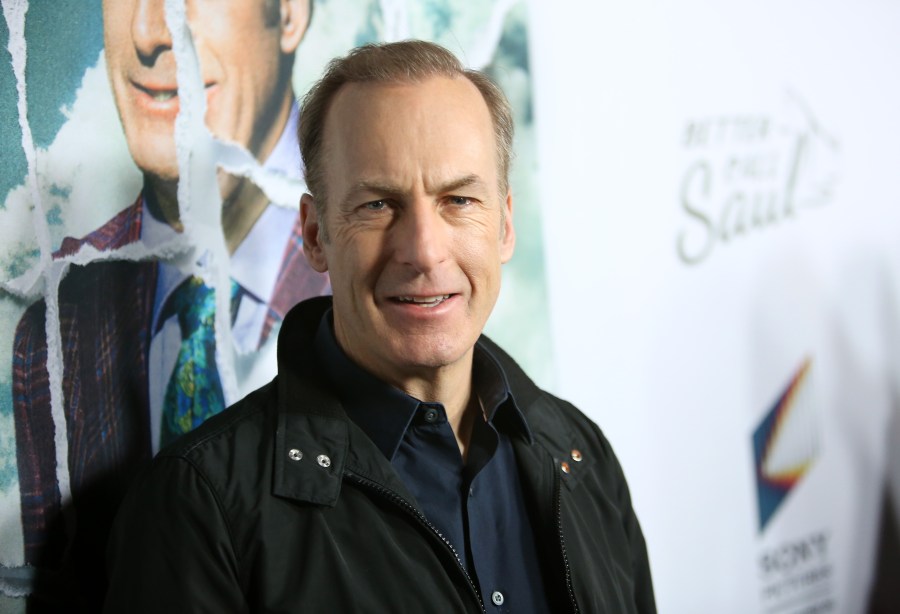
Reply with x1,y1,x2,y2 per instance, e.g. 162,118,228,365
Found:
391,338,472,373
126,131,180,182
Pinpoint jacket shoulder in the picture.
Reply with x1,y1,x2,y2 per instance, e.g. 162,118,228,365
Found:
476,333,618,465
55,197,143,258
161,380,278,477
111,382,280,579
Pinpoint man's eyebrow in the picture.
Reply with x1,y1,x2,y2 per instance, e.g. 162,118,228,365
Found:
348,180,401,196
435,174,486,193
348,175,487,197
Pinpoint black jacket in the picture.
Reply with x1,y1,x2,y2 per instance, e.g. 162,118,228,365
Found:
104,297,656,613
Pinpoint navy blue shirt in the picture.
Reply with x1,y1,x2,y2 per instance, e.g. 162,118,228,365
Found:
315,313,552,613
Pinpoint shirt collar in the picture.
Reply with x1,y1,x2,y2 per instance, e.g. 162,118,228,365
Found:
262,103,302,180
314,310,533,461
139,189,181,249
229,204,296,303
139,189,188,333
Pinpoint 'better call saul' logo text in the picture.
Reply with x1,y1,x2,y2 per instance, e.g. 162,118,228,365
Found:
676,94,840,265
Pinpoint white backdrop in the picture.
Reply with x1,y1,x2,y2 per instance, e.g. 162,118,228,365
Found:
528,1,900,612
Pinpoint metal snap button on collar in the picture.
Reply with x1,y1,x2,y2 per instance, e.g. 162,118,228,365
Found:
317,454,331,468
288,449,303,461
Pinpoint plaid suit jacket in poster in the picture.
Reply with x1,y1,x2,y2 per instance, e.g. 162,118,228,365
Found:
11,193,328,609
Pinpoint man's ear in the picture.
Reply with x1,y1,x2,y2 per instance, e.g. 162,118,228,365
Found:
500,189,516,264
300,193,329,272
279,0,310,55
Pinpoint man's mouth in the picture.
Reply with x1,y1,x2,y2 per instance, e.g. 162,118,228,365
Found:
393,294,453,308
150,89,177,102
135,82,178,102
133,82,214,102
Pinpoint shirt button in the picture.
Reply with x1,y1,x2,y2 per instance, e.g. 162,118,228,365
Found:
491,591,504,606
423,407,439,423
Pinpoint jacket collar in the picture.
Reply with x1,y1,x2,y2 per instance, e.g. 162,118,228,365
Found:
274,297,413,506
314,307,533,461
271,297,582,507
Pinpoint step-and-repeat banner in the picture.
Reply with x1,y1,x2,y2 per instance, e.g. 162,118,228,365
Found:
2,0,898,612
531,1,900,612
0,0,548,609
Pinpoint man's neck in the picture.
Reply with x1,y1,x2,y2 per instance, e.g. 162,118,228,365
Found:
145,176,182,231
220,90,296,253
145,90,296,253
220,176,270,254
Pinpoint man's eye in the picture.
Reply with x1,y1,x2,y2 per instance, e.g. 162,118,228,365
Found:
364,200,388,211
447,196,472,206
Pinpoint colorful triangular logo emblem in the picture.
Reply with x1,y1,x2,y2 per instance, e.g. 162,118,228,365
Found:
752,358,819,531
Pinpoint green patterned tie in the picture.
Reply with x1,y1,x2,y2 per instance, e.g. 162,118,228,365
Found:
159,277,237,447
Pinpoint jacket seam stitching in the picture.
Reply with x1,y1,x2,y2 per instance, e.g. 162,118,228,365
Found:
166,404,268,458
176,455,245,574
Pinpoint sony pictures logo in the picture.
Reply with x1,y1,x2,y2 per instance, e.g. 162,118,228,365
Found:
752,360,835,612
752,358,818,531
676,92,840,265
758,531,833,612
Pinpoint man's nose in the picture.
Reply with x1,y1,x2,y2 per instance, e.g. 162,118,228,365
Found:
394,200,451,273
133,0,172,66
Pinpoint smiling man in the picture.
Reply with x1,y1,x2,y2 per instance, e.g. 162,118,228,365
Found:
100,0,307,246
300,73,515,454
11,0,328,610
104,41,656,613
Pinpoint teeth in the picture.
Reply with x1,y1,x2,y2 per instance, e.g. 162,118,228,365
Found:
397,294,450,306
151,90,177,102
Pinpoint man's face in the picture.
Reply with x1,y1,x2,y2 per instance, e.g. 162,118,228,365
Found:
103,0,306,181
301,76,515,385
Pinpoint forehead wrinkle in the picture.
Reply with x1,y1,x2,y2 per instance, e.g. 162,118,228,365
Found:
430,174,487,194
343,173,489,201
349,179,405,196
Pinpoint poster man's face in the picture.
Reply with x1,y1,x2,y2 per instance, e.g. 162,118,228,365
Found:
301,77,516,384
102,0,308,182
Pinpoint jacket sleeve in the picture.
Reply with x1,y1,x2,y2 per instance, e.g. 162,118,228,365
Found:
559,398,658,614
104,455,248,613
611,441,656,614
